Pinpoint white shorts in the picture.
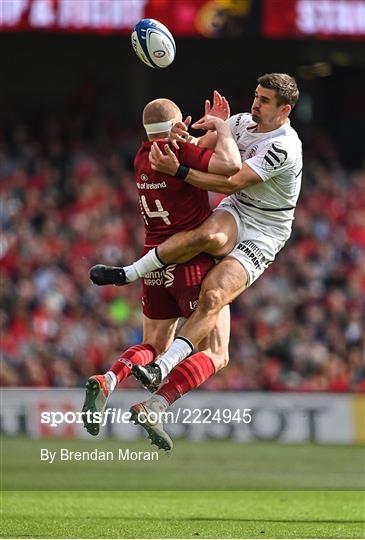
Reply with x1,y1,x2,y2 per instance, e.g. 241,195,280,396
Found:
216,198,287,287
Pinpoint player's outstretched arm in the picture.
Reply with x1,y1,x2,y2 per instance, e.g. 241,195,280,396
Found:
149,143,231,193
150,115,240,177
186,162,262,193
149,143,261,194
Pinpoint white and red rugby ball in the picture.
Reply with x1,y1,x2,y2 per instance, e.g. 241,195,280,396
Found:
131,18,176,69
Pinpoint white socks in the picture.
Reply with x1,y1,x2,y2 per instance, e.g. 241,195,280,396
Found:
105,371,117,393
124,248,164,282
156,337,194,379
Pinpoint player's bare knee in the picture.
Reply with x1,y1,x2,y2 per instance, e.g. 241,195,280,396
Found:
203,232,228,253
189,227,227,253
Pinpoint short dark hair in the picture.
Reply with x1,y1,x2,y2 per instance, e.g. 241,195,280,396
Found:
257,73,299,107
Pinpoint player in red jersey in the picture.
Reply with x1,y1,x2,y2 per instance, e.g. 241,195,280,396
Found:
82,96,241,450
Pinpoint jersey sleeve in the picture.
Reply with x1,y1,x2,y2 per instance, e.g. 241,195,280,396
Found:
245,138,294,182
178,143,213,172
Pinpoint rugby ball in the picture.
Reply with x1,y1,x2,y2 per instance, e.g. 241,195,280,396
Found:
131,18,176,69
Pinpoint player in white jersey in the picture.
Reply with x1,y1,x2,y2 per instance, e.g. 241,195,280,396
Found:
92,73,302,394
226,111,302,242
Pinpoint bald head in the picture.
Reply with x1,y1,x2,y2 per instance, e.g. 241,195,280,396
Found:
143,98,181,125
143,98,182,139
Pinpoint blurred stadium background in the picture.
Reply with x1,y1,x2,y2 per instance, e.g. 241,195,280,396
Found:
1,0,365,461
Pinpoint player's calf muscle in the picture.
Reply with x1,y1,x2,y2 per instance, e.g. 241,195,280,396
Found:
197,304,230,372
199,338,229,372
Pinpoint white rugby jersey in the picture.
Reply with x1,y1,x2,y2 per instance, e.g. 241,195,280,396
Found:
228,113,303,240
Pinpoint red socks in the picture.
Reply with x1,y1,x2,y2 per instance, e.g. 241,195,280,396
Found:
156,352,215,405
109,346,215,403
109,344,156,383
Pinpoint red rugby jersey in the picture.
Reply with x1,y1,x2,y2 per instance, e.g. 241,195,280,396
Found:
134,140,213,245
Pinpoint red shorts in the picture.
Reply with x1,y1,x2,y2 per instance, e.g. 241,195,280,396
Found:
141,249,215,320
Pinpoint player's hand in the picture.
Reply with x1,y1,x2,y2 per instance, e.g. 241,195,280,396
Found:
168,116,192,149
149,142,180,176
192,114,226,131
204,90,230,121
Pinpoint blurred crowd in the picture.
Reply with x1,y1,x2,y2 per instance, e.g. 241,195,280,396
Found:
1,113,364,392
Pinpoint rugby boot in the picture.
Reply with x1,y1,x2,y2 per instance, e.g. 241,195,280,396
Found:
82,374,113,436
90,264,127,286
129,398,173,452
131,362,162,392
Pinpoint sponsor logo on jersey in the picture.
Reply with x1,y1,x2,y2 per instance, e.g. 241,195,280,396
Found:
163,265,177,288
236,240,266,270
143,269,164,286
141,173,148,181
137,181,167,190
262,143,288,171
142,266,176,287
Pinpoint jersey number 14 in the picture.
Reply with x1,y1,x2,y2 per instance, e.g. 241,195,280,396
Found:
140,195,171,225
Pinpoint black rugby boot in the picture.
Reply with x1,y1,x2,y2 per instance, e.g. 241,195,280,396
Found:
132,362,162,392
89,264,127,286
